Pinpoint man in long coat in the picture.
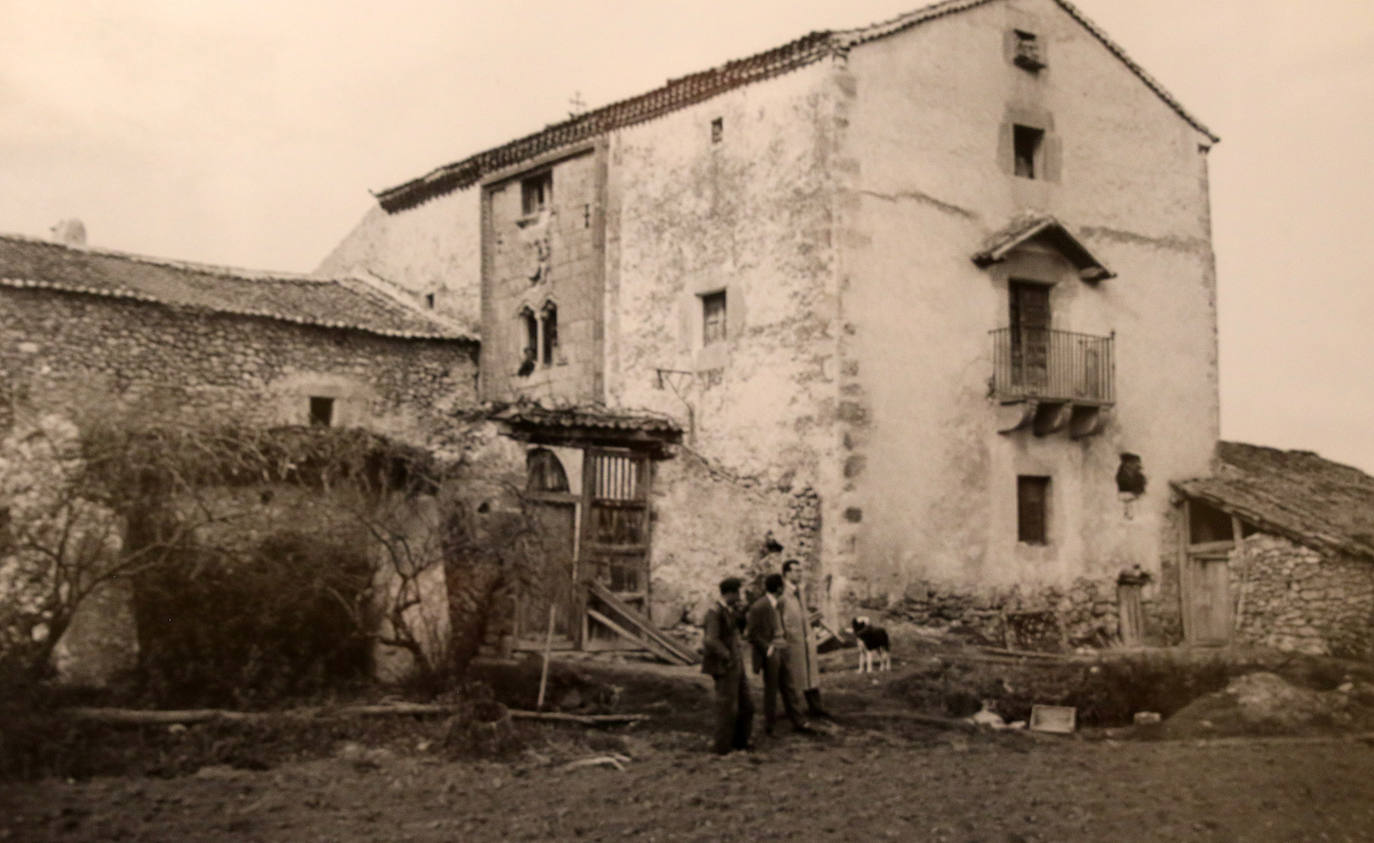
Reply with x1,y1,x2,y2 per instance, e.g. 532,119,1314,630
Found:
701,577,753,754
745,573,808,734
780,558,830,718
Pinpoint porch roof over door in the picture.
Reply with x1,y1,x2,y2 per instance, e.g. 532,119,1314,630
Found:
491,402,683,458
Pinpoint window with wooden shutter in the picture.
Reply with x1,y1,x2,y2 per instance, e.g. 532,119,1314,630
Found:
1017,475,1050,544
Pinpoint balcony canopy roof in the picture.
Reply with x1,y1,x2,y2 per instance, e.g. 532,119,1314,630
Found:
972,213,1114,282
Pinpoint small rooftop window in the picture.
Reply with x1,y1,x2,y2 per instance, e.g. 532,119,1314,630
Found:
1013,30,1046,71
521,172,552,217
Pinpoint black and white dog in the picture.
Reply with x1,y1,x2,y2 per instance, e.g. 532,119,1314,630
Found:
851,616,891,673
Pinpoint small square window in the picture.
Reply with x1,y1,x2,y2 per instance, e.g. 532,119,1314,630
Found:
424,292,436,309
1017,475,1050,544
1013,30,1046,71
309,396,334,427
711,117,724,144
701,290,727,345
1013,125,1044,179
521,172,552,217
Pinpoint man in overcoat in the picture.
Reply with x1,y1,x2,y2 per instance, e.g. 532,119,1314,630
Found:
701,577,753,754
745,573,809,735
780,558,830,718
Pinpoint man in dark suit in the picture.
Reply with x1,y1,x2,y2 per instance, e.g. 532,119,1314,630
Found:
745,573,809,736
701,577,753,754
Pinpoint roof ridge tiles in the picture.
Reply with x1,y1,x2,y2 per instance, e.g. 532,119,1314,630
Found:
0,232,333,284
375,0,1217,214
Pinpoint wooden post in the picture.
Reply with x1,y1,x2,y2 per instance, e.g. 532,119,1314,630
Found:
536,604,556,710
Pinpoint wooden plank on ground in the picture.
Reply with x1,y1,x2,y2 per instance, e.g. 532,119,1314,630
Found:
586,607,687,665
587,581,697,664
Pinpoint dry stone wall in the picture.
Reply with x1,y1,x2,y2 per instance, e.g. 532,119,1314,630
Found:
1230,535,1374,658
1,288,477,446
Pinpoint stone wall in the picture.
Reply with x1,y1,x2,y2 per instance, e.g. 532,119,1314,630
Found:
869,575,1124,651
1230,534,1374,659
1,288,478,447
648,447,824,631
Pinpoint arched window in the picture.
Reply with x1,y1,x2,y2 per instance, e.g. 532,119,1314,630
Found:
541,301,559,366
526,448,569,494
518,307,538,376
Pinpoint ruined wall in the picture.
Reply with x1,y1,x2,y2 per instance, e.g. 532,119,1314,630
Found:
481,149,604,403
832,0,1219,607
602,62,845,611
648,448,822,631
1229,535,1374,658
1,288,478,448
316,194,482,333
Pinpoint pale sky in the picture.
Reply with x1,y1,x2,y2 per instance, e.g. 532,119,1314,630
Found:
3,0,1373,473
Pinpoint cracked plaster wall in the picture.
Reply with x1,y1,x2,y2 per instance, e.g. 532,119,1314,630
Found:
831,0,1219,612
602,63,845,607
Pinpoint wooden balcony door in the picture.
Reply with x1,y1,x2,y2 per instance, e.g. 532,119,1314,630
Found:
1010,281,1050,391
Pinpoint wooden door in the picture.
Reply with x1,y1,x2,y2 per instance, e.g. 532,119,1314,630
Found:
1010,281,1050,391
517,501,577,643
581,449,652,646
1185,553,1232,645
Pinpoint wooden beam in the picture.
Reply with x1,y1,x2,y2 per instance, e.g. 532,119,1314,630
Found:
587,581,697,664
586,607,685,665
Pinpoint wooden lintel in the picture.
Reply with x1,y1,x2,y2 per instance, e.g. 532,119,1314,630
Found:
1187,539,1236,553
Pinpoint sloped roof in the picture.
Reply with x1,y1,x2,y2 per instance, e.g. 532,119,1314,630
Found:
0,233,474,342
972,213,1114,280
1175,442,1374,561
376,0,1218,213
491,401,684,457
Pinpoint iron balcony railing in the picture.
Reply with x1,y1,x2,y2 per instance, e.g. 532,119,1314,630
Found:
990,327,1115,405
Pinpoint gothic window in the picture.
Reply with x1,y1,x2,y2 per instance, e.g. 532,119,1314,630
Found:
541,302,559,366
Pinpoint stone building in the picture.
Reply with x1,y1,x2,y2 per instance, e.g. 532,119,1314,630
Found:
1,231,477,438
0,230,479,682
320,0,1222,649
1173,443,1374,659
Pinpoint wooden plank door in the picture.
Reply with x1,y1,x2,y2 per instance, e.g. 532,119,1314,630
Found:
1185,553,1232,645
1010,281,1050,391
580,449,652,647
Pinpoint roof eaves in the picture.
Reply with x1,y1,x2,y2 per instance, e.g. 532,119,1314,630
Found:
0,276,477,343
1050,0,1219,143
1171,478,1374,562
374,0,1218,214
374,31,839,213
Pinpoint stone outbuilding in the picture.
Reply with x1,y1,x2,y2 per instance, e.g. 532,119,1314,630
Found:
0,231,478,441
0,230,480,683
319,0,1224,649
1172,442,1374,659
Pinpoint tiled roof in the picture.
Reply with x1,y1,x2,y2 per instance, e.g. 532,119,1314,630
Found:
972,212,1114,280
376,0,1218,213
492,402,684,436
1175,442,1374,560
0,234,474,342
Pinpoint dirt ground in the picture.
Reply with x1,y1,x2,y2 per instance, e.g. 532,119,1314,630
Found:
4,721,1374,842
6,643,1374,842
